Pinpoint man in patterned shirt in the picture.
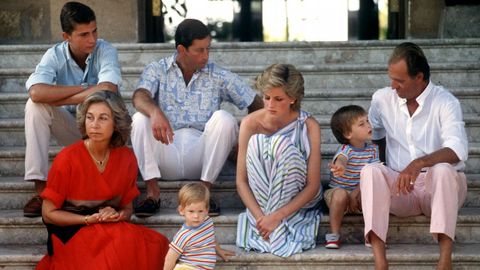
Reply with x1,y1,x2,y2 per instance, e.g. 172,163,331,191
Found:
131,19,263,217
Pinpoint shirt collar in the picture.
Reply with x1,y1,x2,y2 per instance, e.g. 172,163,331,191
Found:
397,80,432,107
64,41,95,65
167,52,210,73
166,52,177,70
415,80,433,107
64,41,72,61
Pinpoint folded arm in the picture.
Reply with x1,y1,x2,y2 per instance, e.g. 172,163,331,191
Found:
29,82,118,106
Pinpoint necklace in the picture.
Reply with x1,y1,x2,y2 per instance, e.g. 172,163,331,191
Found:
85,140,109,167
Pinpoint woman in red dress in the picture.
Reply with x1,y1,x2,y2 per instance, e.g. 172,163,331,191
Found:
36,90,169,270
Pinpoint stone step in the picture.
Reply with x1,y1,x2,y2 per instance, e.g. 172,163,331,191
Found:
2,113,479,147
0,243,479,270
1,86,479,120
0,143,479,177
2,62,479,93
0,39,478,269
2,172,480,208
0,176,241,211
1,173,479,211
1,39,479,69
0,207,479,246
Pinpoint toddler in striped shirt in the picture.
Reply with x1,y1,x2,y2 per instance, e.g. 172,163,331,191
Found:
164,183,234,270
324,105,380,249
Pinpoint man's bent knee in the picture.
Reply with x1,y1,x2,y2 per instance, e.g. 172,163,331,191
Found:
360,163,386,184
428,163,458,188
131,112,151,131
208,110,237,131
429,163,456,175
25,98,51,117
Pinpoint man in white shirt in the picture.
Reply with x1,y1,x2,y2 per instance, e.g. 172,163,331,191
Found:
360,42,468,270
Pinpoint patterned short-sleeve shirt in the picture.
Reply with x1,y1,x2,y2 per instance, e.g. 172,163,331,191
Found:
136,53,256,131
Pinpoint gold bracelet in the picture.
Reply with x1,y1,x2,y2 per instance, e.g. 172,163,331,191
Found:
84,215,90,226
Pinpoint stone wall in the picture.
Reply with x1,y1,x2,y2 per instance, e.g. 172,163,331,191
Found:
408,0,445,38
0,0,140,44
409,0,480,39
0,0,51,44
439,5,480,38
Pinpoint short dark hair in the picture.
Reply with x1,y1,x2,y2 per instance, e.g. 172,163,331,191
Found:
174,19,210,49
389,42,430,81
60,2,96,34
77,91,131,148
330,105,367,145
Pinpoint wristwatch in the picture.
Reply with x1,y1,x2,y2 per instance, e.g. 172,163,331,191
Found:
81,82,89,90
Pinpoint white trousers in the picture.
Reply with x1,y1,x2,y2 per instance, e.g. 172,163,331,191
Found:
24,99,81,181
131,110,238,183
360,162,467,243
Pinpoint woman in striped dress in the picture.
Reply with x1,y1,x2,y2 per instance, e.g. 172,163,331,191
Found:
236,64,323,257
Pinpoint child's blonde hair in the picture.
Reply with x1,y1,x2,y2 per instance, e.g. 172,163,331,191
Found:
178,183,210,209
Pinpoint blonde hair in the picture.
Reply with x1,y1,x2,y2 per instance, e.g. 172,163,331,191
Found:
254,63,304,111
178,183,210,209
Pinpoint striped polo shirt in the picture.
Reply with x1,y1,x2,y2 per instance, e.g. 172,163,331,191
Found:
329,143,379,191
170,217,216,270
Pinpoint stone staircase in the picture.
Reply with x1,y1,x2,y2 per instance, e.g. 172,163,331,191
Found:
0,39,479,269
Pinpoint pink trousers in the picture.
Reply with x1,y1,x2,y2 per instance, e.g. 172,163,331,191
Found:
360,163,467,243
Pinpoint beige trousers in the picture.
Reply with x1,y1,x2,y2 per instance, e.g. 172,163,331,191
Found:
131,110,238,183
360,162,467,243
24,99,81,181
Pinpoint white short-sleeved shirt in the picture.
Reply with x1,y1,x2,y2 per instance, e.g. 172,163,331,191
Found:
369,81,468,172
136,53,256,131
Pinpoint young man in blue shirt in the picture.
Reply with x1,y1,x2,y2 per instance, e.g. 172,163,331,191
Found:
23,1,122,217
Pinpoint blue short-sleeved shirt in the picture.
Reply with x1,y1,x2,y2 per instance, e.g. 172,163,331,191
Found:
136,53,256,131
25,39,122,92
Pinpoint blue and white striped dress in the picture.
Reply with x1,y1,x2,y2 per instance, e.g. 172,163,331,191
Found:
236,110,322,257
